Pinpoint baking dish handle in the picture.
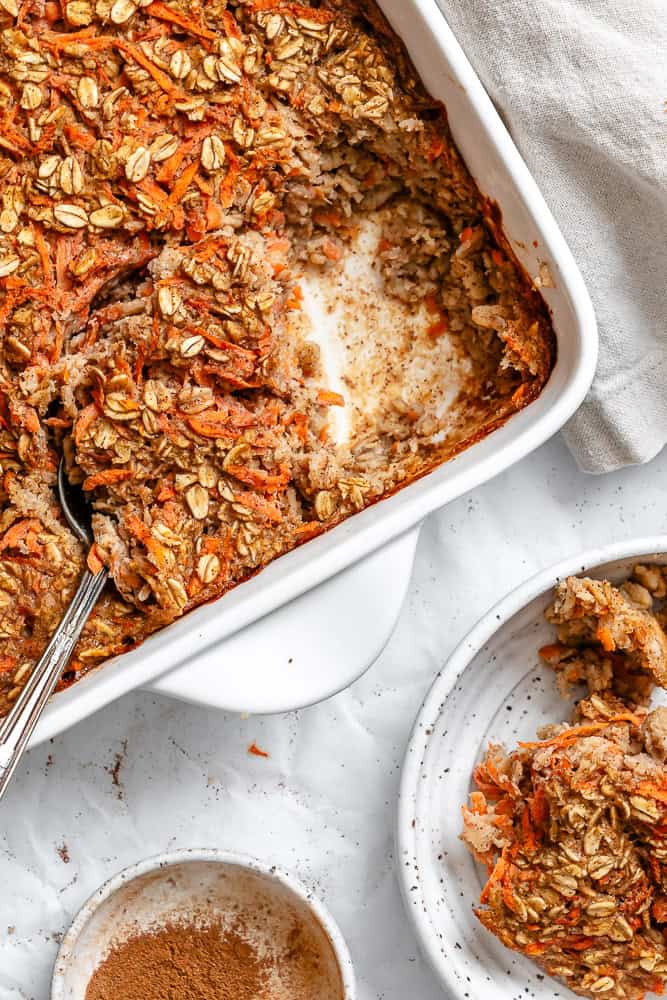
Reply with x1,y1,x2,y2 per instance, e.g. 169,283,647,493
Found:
145,525,422,714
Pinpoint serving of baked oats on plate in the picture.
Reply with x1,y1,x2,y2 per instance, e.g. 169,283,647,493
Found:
398,539,667,1000
0,0,596,740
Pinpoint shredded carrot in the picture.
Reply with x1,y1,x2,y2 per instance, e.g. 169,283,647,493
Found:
218,156,240,208
74,403,100,444
638,782,667,805
86,544,105,575
117,39,183,96
0,656,17,675
194,173,214,198
427,317,449,338
529,785,548,826
186,413,238,439
538,643,566,663
317,389,345,407
520,805,538,853
248,742,269,759
479,850,507,905
313,209,344,228
137,177,168,206
47,32,183,97
156,483,176,503
23,408,40,434
519,714,642,750
428,135,445,161
63,123,96,151
321,238,342,262
83,469,133,491
231,491,282,524
287,411,308,444
32,225,53,290
205,198,224,231
155,144,188,185
468,791,487,816
295,520,321,538
145,1,216,41
125,514,168,570
166,158,201,210
0,519,42,552
595,624,615,652
225,463,290,495
45,26,98,46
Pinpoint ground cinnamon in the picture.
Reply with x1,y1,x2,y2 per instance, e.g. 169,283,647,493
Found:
84,914,344,1000
84,922,268,1000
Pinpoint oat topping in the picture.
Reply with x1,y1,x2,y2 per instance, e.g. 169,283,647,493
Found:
546,574,667,689
0,0,554,713
462,569,667,999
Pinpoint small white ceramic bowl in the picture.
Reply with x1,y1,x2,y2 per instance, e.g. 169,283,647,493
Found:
52,849,355,1000
397,536,667,1000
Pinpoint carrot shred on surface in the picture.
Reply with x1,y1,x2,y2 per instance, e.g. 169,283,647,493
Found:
225,462,290,494
518,714,642,749
0,656,17,675
86,544,105,575
317,389,345,407
0,519,43,552
83,469,133,491
145,1,216,41
638,782,667,805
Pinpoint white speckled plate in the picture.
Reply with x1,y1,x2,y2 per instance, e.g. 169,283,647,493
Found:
397,537,667,1000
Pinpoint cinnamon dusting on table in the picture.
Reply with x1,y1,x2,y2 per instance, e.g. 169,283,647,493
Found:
106,739,128,799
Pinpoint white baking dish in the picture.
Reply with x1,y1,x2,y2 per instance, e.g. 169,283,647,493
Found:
28,0,597,745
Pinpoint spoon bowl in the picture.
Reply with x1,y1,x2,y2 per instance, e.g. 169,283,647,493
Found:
58,460,94,546
0,459,107,800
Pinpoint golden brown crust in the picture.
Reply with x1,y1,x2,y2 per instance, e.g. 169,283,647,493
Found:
0,0,554,713
547,576,667,688
463,703,667,999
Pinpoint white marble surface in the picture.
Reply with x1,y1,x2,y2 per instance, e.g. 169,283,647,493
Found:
2,433,667,1000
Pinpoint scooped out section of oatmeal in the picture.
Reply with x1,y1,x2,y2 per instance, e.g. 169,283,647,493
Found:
0,0,554,714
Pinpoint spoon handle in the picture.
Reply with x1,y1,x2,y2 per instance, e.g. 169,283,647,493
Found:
0,566,107,801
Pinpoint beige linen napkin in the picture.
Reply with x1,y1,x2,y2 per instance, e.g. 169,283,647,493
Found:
436,0,667,473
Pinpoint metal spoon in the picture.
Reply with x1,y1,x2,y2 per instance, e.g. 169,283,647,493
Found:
0,458,107,800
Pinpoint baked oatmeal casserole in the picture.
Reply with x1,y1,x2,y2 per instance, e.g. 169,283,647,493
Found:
0,0,554,713
463,569,667,999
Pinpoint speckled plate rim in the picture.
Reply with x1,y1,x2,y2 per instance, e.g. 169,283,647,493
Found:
51,848,356,1000
396,534,667,998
